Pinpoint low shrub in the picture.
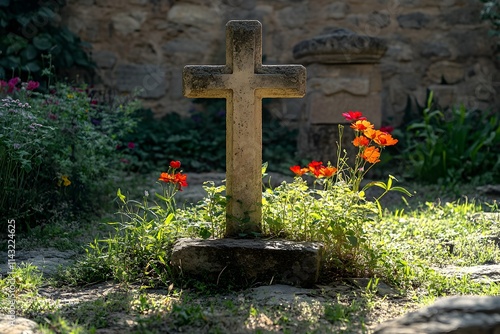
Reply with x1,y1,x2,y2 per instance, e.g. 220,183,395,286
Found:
0,77,139,231
394,92,500,184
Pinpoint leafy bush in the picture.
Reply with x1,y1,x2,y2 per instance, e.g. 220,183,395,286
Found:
122,99,299,173
394,92,500,184
0,0,94,83
0,78,139,231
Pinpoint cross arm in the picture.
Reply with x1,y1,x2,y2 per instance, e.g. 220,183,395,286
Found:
255,65,306,98
183,65,231,98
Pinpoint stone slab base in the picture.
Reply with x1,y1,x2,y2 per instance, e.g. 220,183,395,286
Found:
171,238,323,288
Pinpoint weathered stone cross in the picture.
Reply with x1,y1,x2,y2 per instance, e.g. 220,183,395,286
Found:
183,20,306,237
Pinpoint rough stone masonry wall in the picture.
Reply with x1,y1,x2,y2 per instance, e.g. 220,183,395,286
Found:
63,0,499,126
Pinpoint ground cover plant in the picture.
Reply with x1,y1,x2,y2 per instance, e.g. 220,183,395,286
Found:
1,106,499,333
1,186,499,333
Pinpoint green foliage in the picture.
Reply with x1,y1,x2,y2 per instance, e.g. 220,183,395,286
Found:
123,99,299,173
0,0,94,82
480,0,500,53
67,180,193,286
395,92,500,184
0,79,139,231
263,177,384,276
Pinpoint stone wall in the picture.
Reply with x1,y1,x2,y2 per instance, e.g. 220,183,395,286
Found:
63,0,499,126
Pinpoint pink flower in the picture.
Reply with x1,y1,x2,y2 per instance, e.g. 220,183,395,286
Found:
127,142,135,149
342,110,367,122
90,99,98,105
48,113,57,120
0,80,7,91
26,81,40,91
7,77,20,93
120,158,130,164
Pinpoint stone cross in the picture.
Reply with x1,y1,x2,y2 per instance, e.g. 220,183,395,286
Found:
183,20,306,237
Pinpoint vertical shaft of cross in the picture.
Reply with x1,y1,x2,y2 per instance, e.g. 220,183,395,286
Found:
183,20,306,238
225,21,263,237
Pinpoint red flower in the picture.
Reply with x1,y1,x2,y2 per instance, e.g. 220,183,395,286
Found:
290,165,308,176
170,160,181,169
48,113,58,120
26,81,40,91
308,161,324,177
342,110,367,122
127,142,135,149
380,126,394,134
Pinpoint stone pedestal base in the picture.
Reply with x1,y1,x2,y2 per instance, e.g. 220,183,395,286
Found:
299,124,358,164
171,238,323,288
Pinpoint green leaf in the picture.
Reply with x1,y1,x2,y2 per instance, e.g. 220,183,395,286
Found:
390,186,413,197
164,213,174,225
24,62,40,72
6,40,27,55
15,14,30,27
386,175,395,190
347,235,358,247
5,55,20,67
0,0,10,7
61,49,74,67
59,27,75,43
21,45,38,61
117,188,126,203
362,181,386,192
38,7,55,20
33,35,53,50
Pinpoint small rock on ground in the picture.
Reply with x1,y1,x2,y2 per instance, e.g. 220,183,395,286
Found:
375,295,500,334
0,315,40,334
0,247,77,276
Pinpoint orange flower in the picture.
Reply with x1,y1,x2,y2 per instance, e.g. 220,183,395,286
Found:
374,132,398,146
159,172,173,183
351,120,374,131
158,172,188,191
361,146,381,164
352,136,370,147
363,128,379,140
319,166,337,178
290,165,308,176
